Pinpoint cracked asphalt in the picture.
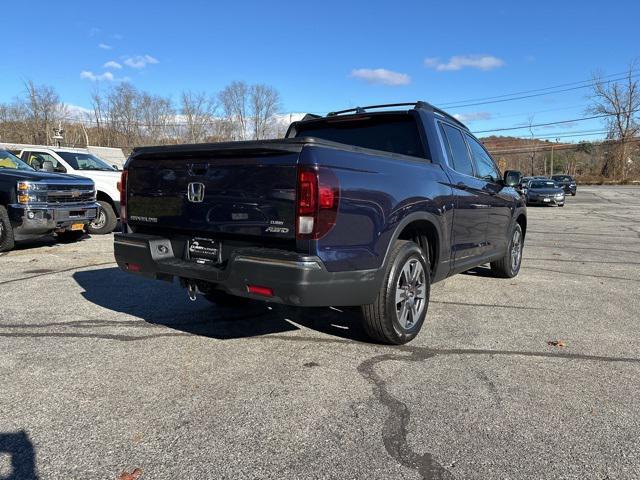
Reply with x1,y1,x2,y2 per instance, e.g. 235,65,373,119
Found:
1,185,639,480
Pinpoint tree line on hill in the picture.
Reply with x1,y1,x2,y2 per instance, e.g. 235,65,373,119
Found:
0,80,284,150
0,63,638,182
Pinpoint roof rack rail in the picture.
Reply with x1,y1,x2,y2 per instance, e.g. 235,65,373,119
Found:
324,101,468,130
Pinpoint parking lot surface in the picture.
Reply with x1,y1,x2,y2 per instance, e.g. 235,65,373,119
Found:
1,185,639,480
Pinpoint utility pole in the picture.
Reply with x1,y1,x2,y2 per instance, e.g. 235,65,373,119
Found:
550,138,559,176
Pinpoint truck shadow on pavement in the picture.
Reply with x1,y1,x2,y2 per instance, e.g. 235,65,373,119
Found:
0,431,38,480
72,267,368,342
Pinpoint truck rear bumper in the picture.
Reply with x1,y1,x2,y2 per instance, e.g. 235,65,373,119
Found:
114,233,381,307
8,202,100,238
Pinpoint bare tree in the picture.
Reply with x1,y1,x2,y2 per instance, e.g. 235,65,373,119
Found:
250,84,281,139
139,92,175,144
219,81,249,140
526,116,540,175
180,91,217,143
0,79,284,148
90,87,108,145
107,83,141,146
589,62,640,179
19,81,66,144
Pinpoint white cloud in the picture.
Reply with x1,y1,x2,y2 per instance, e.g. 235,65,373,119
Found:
98,43,113,50
349,68,411,86
104,61,122,70
80,70,115,82
453,111,492,122
424,55,505,71
66,104,92,120
123,54,159,69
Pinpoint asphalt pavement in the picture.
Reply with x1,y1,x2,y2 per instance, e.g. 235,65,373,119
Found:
1,185,639,480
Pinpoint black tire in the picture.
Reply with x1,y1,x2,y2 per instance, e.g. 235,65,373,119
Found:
491,223,523,278
204,290,251,307
0,205,15,252
571,192,576,196
56,230,85,243
559,203,565,207
361,240,430,345
87,201,117,234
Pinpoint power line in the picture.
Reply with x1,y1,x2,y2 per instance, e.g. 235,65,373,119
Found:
438,69,639,108
487,136,640,155
441,74,640,110
472,109,640,134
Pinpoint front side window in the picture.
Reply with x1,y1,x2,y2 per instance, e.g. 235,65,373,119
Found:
440,123,474,176
57,152,115,171
25,152,67,173
0,150,34,171
465,134,500,183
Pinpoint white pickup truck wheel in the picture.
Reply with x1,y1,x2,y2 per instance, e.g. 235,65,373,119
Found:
87,201,118,235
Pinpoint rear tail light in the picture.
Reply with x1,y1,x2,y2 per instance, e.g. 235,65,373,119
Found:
247,285,274,297
118,170,128,224
296,166,339,240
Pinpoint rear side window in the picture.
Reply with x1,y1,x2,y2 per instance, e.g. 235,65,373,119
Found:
294,115,426,158
440,124,474,176
465,134,501,183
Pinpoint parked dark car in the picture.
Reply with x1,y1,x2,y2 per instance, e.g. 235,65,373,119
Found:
518,176,532,189
524,179,565,206
551,174,577,196
114,101,527,344
0,149,99,252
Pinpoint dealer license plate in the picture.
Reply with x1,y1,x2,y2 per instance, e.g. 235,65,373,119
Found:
188,237,222,264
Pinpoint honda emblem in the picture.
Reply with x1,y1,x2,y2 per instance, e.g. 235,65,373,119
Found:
187,182,205,203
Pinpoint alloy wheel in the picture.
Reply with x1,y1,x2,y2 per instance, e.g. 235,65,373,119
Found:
395,258,426,331
511,229,522,272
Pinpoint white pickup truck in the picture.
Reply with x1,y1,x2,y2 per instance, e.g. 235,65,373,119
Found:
18,147,120,234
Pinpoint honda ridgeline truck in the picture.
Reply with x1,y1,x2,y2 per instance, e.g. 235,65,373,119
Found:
0,149,99,252
114,102,527,344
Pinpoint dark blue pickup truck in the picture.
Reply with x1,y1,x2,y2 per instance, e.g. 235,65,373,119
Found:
114,101,526,344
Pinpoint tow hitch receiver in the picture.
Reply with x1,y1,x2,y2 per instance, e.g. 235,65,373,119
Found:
187,282,198,301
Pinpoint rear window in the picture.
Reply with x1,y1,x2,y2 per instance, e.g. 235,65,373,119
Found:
530,181,558,189
552,175,572,181
293,114,426,158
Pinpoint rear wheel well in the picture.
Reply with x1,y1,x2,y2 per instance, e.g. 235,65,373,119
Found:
397,220,439,278
516,214,527,239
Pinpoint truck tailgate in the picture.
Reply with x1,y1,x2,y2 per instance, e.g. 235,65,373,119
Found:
126,144,300,239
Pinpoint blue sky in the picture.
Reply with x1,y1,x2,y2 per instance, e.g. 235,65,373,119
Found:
3,0,639,139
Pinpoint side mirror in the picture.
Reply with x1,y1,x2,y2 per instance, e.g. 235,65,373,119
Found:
503,170,522,187
41,160,55,172
112,164,120,170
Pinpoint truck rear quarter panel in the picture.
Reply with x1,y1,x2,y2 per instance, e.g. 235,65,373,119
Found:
299,146,454,275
